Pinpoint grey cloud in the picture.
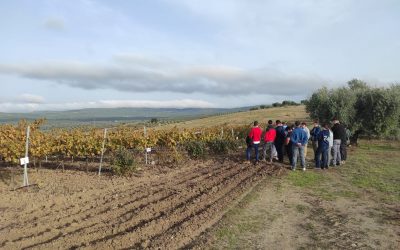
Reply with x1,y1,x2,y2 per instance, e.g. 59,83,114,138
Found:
0,99,214,112
0,59,325,96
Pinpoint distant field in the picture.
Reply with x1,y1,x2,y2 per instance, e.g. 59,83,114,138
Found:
165,105,309,129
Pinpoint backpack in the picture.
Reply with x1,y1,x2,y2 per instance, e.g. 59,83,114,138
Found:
246,135,253,147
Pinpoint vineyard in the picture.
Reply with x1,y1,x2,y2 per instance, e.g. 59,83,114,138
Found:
0,119,250,170
0,118,289,249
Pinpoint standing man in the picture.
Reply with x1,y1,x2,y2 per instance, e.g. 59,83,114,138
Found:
290,121,308,171
310,120,321,161
301,122,311,158
262,120,276,163
315,123,330,169
274,120,286,163
328,125,334,166
285,125,294,166
331,118,346,166
246,121,262,164
340,124,351,164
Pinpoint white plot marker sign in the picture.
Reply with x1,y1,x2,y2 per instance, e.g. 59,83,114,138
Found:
20,157,29,165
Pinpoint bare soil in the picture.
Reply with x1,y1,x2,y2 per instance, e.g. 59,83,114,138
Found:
0,157,284,249
195,145,400,250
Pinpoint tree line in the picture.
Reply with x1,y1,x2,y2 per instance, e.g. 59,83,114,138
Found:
305,79,400,143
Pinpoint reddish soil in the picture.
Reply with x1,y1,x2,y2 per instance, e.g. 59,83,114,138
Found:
0,158,284,249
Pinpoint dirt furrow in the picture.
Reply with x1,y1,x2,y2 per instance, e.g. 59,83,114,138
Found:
0,162,226,237
2,163,236,249
87,164,260,249
31,163,249,249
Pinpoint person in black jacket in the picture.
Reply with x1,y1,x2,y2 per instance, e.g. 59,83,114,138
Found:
274,120,286,163
340,124,349,164
331,118,346,166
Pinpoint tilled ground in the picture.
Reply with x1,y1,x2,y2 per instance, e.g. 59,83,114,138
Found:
0,158,284,249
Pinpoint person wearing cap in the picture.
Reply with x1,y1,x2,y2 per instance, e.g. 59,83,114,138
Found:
246,121,262,164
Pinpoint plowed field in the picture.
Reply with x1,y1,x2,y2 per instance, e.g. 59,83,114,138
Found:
0,159,284,249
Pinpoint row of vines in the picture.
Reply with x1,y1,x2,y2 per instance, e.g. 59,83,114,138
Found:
0,119,250,165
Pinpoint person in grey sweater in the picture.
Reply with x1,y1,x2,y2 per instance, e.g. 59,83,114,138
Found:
328,126,334,166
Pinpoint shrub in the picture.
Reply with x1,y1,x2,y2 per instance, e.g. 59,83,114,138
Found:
111,147,136,175
207,139,237,155
185,141,206,159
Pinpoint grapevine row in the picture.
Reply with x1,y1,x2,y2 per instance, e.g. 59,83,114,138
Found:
0,119,249,164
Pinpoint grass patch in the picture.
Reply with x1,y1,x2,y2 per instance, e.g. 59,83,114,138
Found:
286,140,400,202
342,140,400,202
287,171,328,188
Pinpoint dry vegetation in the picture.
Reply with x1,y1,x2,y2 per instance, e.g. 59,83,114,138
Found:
164,105,309,129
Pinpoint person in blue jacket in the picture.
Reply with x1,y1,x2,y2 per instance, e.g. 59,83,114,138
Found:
290,121,308,171
310,120,321,161
315,123,331,169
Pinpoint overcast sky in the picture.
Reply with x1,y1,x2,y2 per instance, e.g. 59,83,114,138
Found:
0,0,399,112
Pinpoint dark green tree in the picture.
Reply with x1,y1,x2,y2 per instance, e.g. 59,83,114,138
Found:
306,80,400,143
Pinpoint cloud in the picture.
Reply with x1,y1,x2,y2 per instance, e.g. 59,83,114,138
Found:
0,56,326,96
0,94,45,105
17,94,45,104
44,17,66,31
0,99,214,113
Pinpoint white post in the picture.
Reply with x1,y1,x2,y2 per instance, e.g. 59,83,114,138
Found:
23,126,30,187
144,126,148,165
231,128,234,138
221,128,224,139
98,128,108,176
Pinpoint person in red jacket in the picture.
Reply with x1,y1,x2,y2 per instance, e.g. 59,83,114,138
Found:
262,120,276,163
246,121,262,164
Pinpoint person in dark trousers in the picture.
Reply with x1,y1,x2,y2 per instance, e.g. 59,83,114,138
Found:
290,121,308,171
262,120,276,163
315,123,330,169
340,124,350,164
331,118,346,166
310,120,321,161
301,122,310,158
274,120,286,163
285,125,294,166
246,121,262,164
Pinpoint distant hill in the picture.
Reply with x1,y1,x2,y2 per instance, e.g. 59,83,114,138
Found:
0,107,250,127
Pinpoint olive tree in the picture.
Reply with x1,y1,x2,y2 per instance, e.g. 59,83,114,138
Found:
306,79,400,143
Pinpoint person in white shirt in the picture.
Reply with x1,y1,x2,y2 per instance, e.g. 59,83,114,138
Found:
328,126,334,166
301,122,311,158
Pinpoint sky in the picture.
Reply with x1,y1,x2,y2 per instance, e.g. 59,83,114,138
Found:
0,0,399,112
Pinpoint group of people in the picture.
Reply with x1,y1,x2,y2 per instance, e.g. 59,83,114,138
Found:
246,119,350,171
